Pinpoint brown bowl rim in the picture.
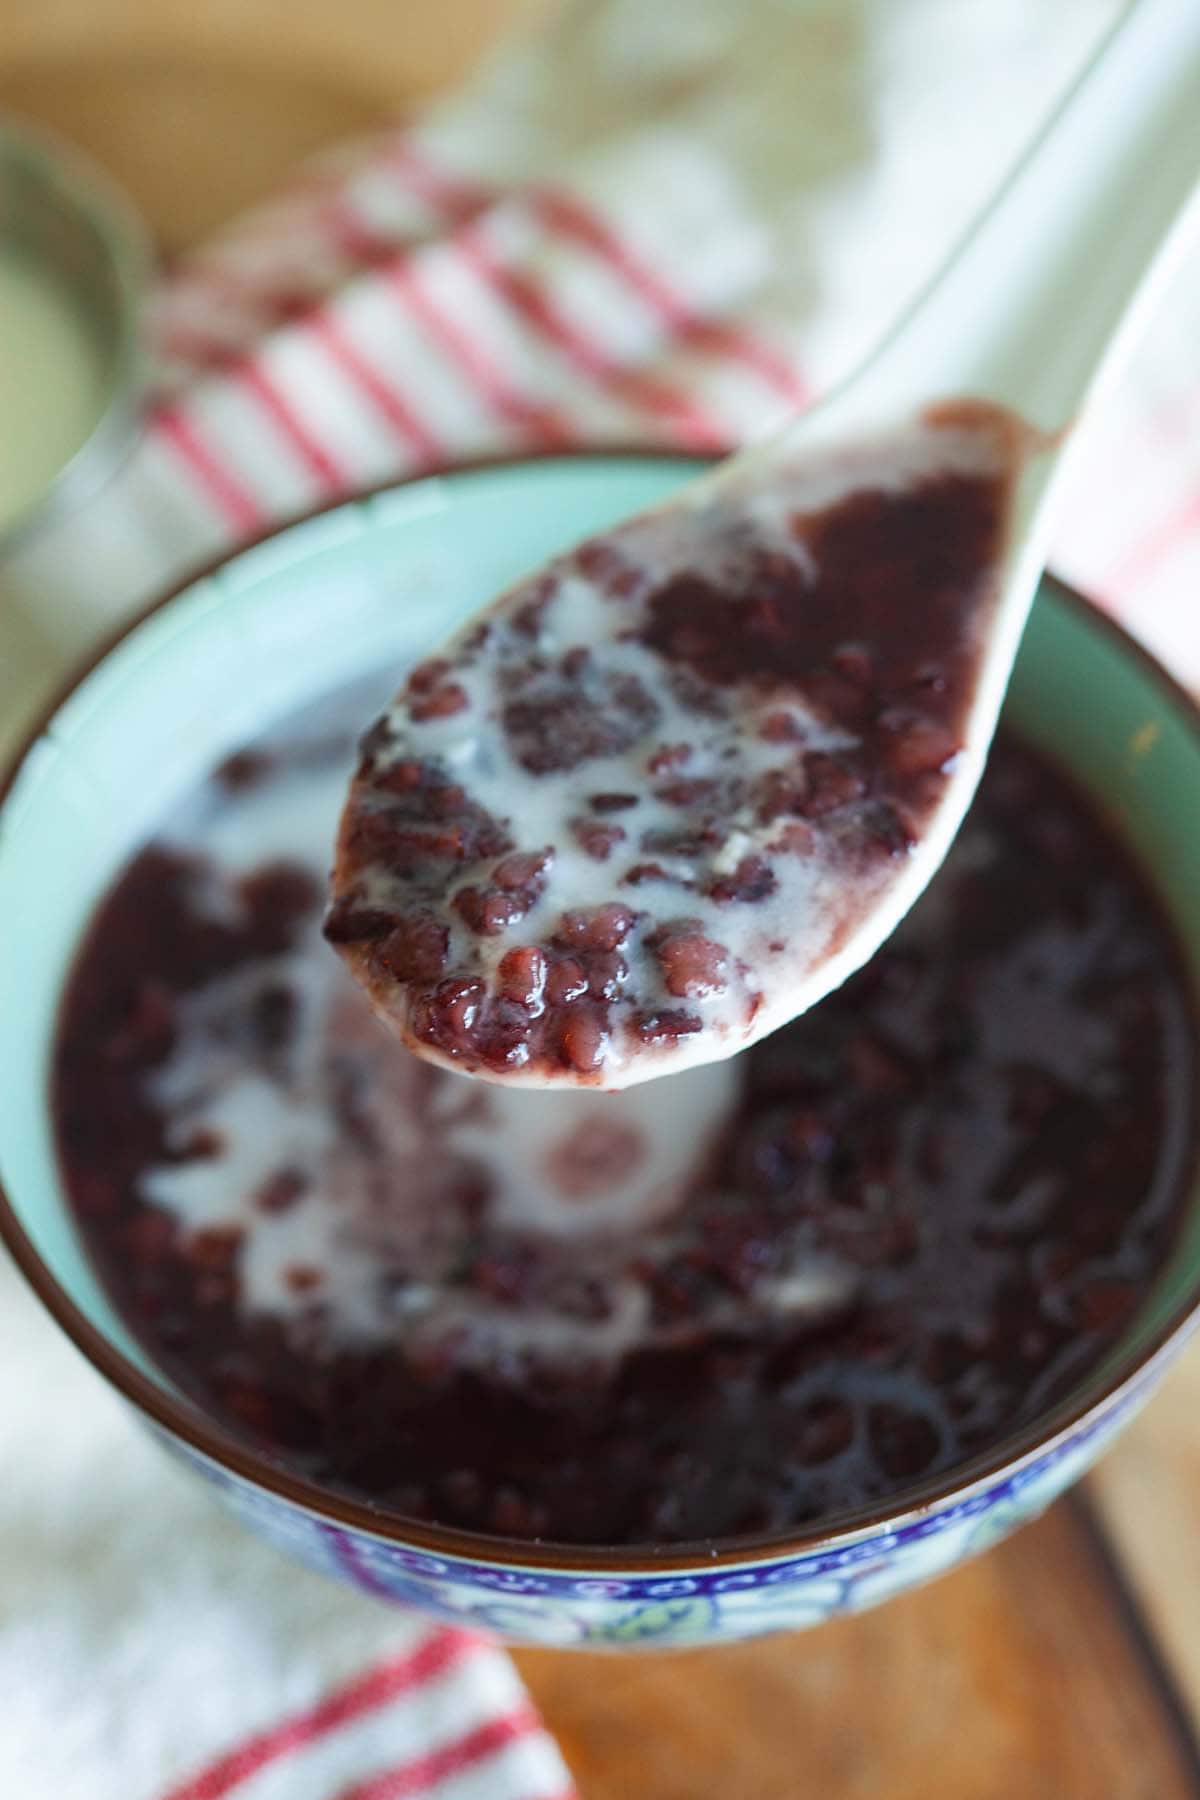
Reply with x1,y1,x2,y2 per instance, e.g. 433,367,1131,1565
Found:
1,447,1198,1572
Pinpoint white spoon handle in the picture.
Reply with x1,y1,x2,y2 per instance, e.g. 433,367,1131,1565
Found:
819,0,1200,436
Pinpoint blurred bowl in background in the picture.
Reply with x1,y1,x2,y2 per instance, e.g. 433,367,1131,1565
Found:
0,113,149,557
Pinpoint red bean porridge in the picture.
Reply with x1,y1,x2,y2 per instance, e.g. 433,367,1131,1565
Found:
330,406,1034,1085
52,675,1196,1545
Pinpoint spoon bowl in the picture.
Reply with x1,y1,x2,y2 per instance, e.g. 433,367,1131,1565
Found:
328,0,1200,1088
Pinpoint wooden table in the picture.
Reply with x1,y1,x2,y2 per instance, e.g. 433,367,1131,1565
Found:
2,12,1199,1794
518,1492,1200,1799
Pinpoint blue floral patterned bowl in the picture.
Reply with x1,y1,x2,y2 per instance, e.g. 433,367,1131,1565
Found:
2,454,1199,1650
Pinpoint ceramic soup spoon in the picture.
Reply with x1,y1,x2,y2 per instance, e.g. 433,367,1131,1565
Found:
328,0,1200,1089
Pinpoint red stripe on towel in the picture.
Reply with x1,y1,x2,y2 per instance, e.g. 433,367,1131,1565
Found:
160,1631,478,1800
231,361,349,492
307,311,446,463
458,228,727,451
334,1706,544,1800
151,403,266,535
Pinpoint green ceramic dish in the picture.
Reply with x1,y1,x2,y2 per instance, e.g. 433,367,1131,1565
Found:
0,453,1196,1648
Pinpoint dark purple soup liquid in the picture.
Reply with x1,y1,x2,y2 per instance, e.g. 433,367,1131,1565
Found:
52,704,1196,1547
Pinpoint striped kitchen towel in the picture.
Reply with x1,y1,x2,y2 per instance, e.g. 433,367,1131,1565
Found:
0,1227,574,1800
16,0,1200,693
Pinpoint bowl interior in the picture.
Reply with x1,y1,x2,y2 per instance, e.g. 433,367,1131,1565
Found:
2,454,1199,1440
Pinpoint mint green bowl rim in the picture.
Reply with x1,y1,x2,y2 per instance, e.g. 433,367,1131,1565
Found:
1,451,1198,1574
